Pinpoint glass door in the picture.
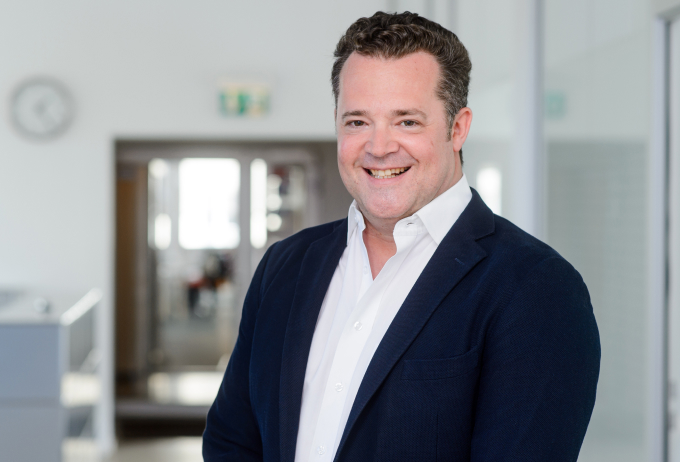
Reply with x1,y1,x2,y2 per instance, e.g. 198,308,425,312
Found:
115,144,322,423
147,153,315,375
148,157,242,373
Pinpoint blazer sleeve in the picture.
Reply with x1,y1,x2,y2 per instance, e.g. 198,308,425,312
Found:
470,256,601,462
202,244,276,462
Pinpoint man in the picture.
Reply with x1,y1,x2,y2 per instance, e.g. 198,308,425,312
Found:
203,11,600,462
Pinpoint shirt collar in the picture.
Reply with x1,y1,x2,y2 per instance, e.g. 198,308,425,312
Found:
346,174,472,246
414,174,472,245
347,201,366,245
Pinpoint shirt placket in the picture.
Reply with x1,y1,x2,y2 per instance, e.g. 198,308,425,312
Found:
307,221,420,461
307,224,375,460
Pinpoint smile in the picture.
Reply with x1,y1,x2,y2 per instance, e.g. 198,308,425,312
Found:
366,167,410,179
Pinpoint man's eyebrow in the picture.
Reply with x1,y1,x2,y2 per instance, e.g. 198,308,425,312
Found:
341,110,367,119
392,109,427,119
341,109,428,119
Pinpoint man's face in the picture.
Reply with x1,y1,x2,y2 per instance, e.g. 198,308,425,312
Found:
336,51,460,226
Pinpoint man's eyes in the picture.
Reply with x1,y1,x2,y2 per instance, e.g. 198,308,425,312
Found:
344,119,420,127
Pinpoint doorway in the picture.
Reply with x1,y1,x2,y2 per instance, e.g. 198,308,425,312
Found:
114,140,349,436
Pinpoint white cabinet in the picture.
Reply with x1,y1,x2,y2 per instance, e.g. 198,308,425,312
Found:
0,289,101,462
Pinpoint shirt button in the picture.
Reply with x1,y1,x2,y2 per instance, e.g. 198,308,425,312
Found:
335,382,343,392
317,445,326,455
353,321,363,331
363,265,368,274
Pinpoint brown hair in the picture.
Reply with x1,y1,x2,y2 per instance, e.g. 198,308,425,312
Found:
332,11,471,162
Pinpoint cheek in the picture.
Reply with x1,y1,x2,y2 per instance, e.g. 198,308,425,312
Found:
398,135,432,159
337,138,364,169
336,152,358,190
413,140,453,171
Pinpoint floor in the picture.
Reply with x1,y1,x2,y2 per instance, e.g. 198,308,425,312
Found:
64,437,203,462
62,371,220,461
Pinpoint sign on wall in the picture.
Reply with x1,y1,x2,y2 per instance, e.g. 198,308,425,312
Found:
218,81,270,117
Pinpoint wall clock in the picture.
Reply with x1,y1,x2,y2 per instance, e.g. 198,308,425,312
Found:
11,77,74,140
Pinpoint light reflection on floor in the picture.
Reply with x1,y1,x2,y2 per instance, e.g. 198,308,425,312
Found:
116,371,223,423
147,371,222,405
64,437,203,462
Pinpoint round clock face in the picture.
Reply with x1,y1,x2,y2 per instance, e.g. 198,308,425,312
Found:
11,78,73,140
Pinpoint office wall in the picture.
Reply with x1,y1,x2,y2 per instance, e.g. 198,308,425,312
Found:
0,0,388,451
544,0,651,141
655,0,680,14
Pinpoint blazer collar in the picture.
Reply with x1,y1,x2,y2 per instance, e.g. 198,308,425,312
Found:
279,219,348,462
334,188,495,460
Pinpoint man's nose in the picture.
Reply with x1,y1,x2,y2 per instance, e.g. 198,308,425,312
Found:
366,126,399,157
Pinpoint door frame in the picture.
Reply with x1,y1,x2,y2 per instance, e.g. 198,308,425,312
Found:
650,6,680,461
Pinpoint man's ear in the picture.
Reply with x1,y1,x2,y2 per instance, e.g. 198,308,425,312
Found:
451,107,473,153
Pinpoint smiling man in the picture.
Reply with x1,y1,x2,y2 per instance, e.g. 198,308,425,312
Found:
203,12,600,462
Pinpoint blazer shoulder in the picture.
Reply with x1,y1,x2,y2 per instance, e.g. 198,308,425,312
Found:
260,218,346,276
481,214,582,286
477,215,597,348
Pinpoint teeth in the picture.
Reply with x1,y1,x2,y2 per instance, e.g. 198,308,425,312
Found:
369,167,407,178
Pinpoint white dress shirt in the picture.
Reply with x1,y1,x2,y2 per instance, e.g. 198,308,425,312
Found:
294,175,472,462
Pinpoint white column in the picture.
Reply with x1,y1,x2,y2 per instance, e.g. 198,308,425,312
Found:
510,0,544,239
658,15,672,462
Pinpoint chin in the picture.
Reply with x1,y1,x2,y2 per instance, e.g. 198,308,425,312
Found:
362,201,412,222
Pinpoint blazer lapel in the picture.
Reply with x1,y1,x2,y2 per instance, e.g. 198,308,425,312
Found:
334,190,495,460
279,220,347,462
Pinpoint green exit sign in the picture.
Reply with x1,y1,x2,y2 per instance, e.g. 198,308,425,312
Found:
219,82,270,117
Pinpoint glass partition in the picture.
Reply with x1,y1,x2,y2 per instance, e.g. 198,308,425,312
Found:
543,1,651,460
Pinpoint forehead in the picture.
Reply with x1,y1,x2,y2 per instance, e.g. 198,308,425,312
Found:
338,51,441,107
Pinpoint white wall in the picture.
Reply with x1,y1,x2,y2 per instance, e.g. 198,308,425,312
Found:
544,0,651,141
0,0,389,451
655,0,680,14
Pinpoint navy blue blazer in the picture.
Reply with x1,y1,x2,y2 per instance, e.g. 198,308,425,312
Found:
203,189,600,461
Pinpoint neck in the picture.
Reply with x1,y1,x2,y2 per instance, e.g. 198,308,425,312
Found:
362,219,397,279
